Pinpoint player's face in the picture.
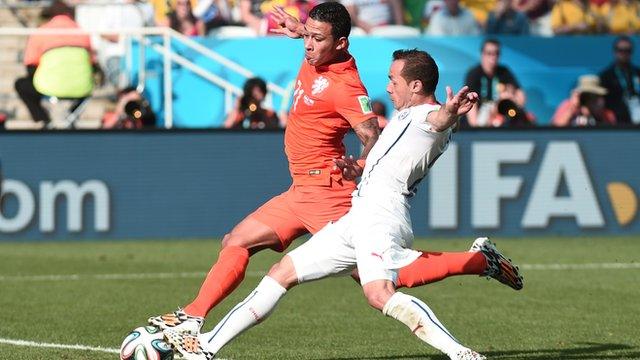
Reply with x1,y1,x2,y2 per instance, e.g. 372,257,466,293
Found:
386,60,412,110
303,18,344,66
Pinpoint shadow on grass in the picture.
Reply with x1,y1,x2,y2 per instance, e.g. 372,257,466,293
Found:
320,342,639,360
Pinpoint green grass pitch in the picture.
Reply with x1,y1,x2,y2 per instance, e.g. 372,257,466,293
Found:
0,236,638,359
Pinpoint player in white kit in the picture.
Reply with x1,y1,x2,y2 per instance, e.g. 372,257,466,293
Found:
164,49,503,360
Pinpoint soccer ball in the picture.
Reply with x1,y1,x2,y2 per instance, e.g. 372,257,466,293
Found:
120,326,174,360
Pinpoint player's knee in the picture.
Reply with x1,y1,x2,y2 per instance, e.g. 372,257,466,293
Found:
364,290,389,311
221,232,249,249
362,282,395,311
267,257,298,289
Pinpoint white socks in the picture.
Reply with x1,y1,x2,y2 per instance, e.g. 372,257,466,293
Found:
201,276,287,354
382,291,469,359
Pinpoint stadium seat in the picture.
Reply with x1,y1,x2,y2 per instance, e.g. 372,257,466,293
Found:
207,26,258,39
369,25,421,37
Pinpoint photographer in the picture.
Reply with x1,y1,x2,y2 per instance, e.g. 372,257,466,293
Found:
464,39,530,127
102,86,156,129
552,75,616,127
224,77,281,130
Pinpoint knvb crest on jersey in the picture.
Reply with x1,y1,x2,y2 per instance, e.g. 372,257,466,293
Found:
311,76,329,96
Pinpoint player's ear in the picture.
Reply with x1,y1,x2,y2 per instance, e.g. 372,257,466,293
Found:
335,37,348,51
410,79,423,94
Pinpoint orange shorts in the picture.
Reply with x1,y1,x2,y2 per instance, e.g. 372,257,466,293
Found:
250,183,355,252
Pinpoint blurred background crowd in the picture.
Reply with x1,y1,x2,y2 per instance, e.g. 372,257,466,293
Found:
0,0,639,130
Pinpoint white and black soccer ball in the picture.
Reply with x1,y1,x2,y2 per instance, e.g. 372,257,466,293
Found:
120,326,174,360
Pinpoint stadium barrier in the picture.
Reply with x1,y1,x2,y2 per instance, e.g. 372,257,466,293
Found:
0,128,638,241
127,35,640,127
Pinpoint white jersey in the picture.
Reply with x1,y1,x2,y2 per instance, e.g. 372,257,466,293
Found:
356,103,451,199
288,102,455,286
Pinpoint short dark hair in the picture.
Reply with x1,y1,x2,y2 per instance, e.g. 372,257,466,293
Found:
41,0,74,19
309,2,351,40
392,49,439,95
614,35,633,50
481,38,501,52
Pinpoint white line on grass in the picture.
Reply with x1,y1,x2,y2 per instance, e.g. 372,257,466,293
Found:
520,262,640,270
0,337,119,354
0,337,229,359
0,263,638,282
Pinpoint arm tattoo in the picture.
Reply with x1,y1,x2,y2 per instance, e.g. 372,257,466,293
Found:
353,117,380,159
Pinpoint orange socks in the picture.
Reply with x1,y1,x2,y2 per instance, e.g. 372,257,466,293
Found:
396,251,487,288
184,245,250,317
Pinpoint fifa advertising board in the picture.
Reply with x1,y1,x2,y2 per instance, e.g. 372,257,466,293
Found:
0,129,638,241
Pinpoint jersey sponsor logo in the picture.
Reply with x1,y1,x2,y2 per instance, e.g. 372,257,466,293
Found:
358,95,373,114
292,80,304,111
311,76,329,95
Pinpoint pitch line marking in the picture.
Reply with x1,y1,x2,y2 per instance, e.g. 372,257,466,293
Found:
0,337,230,359
519,262,640,270
0,263,638,282
0,337,119,354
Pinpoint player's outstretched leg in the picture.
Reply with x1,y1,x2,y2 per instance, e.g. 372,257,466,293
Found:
382,291,486,360
165,275,288,359
148,245,249,334
150,217,283,333
470,237,524,290
395,237,523,290
395,248,487,288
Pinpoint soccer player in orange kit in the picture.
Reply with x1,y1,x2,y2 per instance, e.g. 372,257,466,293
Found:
150,2,521,334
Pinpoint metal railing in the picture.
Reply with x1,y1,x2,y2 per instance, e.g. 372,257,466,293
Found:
0,26,290,128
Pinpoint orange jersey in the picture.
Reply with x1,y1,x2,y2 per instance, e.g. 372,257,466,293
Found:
285,55,374,187
23,15,93,67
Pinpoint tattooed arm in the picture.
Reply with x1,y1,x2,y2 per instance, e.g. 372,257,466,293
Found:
334,117,380,181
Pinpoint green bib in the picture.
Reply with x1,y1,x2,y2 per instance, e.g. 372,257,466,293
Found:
33,46,93,98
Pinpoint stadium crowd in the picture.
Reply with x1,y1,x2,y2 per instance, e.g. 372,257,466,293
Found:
6,0,640,129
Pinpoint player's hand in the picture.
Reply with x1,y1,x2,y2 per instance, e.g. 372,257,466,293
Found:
333,155,363,181
444,86,479,117
270,6,307,38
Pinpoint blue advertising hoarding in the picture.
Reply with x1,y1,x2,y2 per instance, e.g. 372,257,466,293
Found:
0,129,638,241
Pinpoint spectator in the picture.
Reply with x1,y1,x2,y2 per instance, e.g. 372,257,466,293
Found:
513,0,552,35
371,99,389,129
594,0,640,35
168,0,206,35
464,38,528,127
486,0,530,34
403,0,428,30
552,75,616,126
240,0,313,35
341,0,404,33
600,36,640,124
98,0,154,88
14,0,96,126
460,0,497,26
224,77,280,129
193,0,234,31
550,0,600,34
426,0,481,35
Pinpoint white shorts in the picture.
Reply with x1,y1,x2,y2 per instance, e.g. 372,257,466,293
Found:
288,195,421,286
